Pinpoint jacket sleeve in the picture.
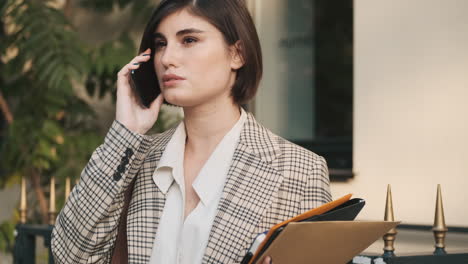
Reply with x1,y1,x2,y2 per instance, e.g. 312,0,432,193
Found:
300,155,332,211
51,120,154,264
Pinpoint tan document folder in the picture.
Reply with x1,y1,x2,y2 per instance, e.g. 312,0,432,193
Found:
255,220,399,264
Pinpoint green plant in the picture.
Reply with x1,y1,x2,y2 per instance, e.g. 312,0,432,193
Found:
1,0,92,224
0,218,16,253
0,0,169,233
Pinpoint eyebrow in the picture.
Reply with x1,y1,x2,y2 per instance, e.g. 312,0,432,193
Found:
153,28,205,39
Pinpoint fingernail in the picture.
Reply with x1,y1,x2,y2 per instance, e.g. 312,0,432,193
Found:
142,54,150,56
133,63,140,65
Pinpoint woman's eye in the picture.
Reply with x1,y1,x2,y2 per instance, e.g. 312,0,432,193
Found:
154,40,166,50
183,37,197,45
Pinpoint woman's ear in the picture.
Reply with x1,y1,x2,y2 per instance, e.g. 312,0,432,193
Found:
230,40,244,70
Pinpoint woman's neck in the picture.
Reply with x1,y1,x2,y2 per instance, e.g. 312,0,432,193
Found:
183,98,241,153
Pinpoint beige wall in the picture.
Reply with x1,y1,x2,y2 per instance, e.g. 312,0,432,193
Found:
331,0,468,226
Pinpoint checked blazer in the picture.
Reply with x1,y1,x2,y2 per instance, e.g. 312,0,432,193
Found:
51,112,332,264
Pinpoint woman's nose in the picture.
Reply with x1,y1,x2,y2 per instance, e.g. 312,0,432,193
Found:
160,43,178,69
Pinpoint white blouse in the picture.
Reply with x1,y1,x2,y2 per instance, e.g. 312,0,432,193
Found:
149,108,247,264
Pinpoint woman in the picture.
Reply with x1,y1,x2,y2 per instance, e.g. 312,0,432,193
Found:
51,0,332,263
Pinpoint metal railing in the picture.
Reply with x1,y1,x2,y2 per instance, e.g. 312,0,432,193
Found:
13,224,54,264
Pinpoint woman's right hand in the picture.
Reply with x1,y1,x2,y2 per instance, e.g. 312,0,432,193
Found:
116,48,164,135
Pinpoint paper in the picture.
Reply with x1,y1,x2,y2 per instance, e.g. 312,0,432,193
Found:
255,221,399,264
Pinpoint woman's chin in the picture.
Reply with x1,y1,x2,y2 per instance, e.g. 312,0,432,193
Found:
162,92,197,108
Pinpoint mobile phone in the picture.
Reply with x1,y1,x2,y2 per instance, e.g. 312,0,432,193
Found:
130,57,160,108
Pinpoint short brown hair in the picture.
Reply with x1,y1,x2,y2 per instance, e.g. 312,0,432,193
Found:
138,0,262,105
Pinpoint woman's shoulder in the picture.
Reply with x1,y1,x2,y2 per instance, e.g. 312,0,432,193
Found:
270,129,326,167
244,113,326,169
252,121,332,212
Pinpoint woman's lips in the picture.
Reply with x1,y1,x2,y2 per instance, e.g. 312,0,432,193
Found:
162,73,185,87
163,79,183,87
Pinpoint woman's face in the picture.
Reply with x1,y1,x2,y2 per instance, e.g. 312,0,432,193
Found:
153,8,242,107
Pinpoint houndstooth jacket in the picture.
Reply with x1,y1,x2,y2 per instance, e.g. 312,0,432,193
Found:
51,112,332,264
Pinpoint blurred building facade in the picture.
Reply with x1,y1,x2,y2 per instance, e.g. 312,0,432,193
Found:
249,0,468,228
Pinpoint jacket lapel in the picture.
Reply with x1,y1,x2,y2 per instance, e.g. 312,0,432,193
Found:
126,127,175,264
202,113,283,263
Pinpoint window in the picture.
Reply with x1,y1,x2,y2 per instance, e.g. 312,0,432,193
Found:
252,0,353,180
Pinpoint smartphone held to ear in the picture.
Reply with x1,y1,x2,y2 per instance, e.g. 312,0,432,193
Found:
130,58,160,108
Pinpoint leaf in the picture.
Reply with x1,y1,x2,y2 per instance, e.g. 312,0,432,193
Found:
6,0,87,94
3,171,21,188
32,157,50,170
42,120,62,139
34,49,58,70
38,57,62,83
0,220,16,253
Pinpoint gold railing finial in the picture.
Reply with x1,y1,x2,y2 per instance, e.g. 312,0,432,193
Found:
433,184,448,255
48,176,56,225
65,177,71,201
19,176,28,224
383,184,397,257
